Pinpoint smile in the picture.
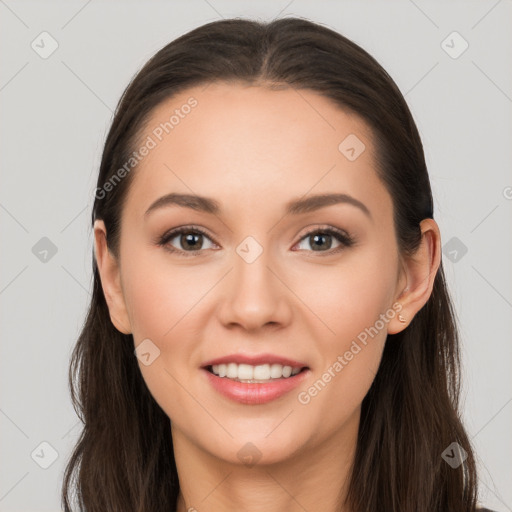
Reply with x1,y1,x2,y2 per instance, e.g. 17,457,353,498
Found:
208,362,304,382
202,365,310,405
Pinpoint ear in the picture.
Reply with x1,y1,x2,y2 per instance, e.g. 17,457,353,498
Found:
387,218,441,335
93,219,132,334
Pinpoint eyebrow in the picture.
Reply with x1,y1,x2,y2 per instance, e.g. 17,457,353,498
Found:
144,192,371,219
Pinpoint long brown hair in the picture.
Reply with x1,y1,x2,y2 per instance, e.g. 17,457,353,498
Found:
62,17,479,512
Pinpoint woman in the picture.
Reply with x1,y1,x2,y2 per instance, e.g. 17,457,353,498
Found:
61,17,495,512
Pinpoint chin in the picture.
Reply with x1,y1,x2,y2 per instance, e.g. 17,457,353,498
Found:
206,427,313,468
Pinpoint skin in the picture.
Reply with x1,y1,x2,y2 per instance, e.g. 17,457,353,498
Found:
94,82,441,512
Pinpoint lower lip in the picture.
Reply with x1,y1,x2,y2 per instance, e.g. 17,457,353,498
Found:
202,367,310,405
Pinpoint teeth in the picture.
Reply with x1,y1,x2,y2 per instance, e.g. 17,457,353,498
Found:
210,363,303,381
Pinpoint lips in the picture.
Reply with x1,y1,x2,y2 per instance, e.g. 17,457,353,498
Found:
200,352,311,405
202,365,311,405
201,353,309,369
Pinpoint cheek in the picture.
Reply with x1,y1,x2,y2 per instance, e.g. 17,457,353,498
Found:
120,249,206,415
294,249,397,344
292,250,396,413
120,247,214,400
121,245,211,340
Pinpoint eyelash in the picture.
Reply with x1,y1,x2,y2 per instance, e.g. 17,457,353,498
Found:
156,224,355,258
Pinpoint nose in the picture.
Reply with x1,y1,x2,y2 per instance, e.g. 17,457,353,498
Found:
217,243,292,332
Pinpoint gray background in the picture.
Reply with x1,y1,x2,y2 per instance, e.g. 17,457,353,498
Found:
1,1,511,511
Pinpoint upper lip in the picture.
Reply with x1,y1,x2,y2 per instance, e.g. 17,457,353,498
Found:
201,353,309,369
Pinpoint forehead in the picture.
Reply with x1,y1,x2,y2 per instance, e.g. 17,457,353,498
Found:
122,82,391,223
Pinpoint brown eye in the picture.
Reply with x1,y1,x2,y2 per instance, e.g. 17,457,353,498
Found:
177,232,204,250
294,227,354,254
158,227,217,256
157,225,354,258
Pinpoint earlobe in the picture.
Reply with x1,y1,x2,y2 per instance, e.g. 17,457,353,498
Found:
93,219,132,335
388,219,441,335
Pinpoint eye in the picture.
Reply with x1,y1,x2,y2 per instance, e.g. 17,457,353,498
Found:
293,226,355,254
157,225,355,257
157,226,217,257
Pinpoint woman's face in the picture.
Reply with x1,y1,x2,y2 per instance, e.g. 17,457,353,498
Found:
97,82,410,466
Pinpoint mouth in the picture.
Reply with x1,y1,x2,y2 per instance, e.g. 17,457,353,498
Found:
201,359,311,405
204,363,309,383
